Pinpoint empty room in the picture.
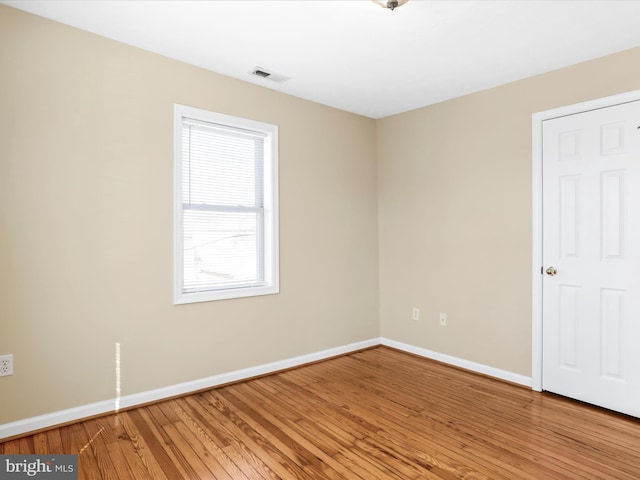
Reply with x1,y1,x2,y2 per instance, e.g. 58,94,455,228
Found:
1,1,640,478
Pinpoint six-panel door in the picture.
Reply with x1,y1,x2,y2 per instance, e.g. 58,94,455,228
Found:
542,100,640,417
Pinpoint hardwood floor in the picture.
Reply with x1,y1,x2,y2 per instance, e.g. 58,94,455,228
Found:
2,346,640,479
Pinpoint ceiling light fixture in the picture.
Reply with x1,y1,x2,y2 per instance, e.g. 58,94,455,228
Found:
372,0,408,11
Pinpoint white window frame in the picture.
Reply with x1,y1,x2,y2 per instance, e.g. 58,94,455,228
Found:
174,104,279,304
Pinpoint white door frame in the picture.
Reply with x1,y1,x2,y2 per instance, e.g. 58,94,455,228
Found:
531,88,640,392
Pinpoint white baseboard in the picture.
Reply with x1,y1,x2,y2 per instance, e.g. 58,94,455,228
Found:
1,337,532,440
380,338,532,387
0,338,379,440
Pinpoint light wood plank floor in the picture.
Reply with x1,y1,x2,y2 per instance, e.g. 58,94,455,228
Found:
2,346,640,479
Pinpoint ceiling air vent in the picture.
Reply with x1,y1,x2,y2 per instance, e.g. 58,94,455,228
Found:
252,68,271,78
250,67,290,84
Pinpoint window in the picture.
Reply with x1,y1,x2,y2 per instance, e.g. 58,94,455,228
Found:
174,104,279,303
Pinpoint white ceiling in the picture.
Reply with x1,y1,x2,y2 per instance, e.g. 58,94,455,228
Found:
5,0,640,118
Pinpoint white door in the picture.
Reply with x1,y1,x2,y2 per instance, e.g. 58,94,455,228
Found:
542,100,640,417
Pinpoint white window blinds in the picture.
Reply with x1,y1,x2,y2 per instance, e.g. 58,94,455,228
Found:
174,105,279,303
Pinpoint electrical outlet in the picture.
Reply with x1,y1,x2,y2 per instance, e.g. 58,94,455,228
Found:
0,354,13,376
439,313,448,327
412,308,420,321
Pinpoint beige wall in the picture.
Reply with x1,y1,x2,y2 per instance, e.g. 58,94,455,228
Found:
0,5,379,424
378,47,640,376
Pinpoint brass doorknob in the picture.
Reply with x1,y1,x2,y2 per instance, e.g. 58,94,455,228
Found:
546,267,557,276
